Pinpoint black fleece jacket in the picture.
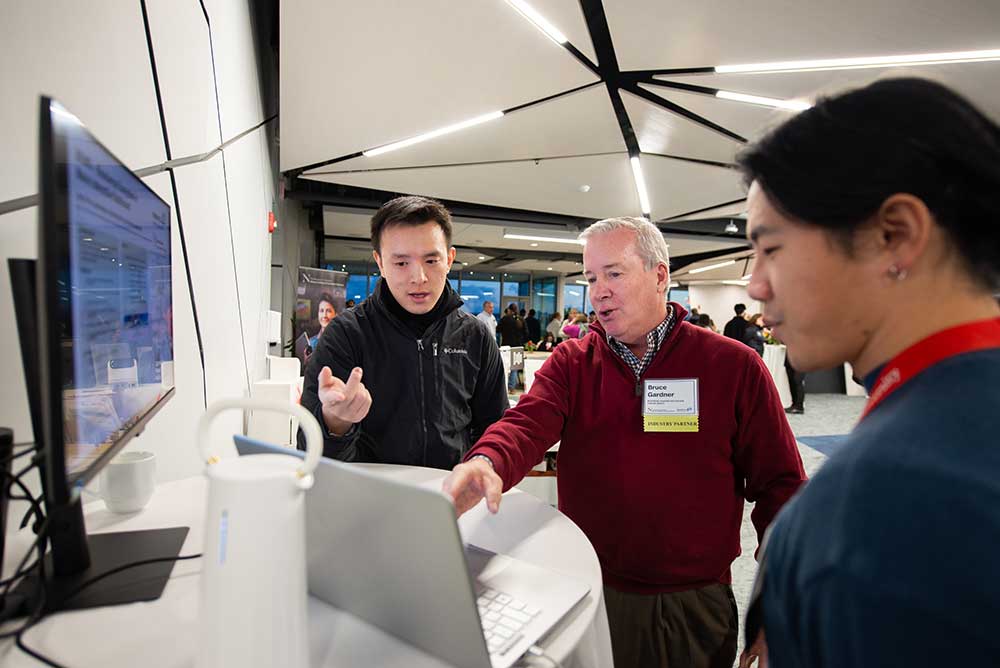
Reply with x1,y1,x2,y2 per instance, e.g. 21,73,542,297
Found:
299,280,508,469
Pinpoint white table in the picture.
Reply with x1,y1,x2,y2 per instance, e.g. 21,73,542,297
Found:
1,465,611,668
762,344,792,407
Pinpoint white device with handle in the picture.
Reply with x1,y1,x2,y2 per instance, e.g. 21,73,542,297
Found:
195,398,323,668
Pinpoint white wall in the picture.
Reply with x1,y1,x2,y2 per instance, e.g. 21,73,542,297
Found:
687,284,762,329
0,0,276,514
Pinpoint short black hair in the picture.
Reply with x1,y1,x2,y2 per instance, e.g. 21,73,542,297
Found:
734,303,746,315
370,195,453,253
738,77,1000,291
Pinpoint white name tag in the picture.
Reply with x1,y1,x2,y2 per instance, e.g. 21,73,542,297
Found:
642,378,699,432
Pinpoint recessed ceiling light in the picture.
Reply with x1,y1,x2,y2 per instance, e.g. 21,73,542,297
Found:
504,232,583,246
689,259,737,274
546,267,553,271
630,156,651,216
363,110,504,157
504,0,568,44
462,261,469,266
716,90,811,111
578,184,591,193
478,255,486,260
715,48,1000,74
530,242,539,247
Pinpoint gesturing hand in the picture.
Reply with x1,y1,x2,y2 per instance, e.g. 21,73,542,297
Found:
318,366,371,436
441,458,503,517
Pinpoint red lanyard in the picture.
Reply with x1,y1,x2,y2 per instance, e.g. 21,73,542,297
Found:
860,317,1000,421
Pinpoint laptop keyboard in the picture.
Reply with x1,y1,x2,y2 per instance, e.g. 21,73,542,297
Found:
476,587,542,656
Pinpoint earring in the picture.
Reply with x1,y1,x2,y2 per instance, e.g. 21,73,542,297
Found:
887,264,908,281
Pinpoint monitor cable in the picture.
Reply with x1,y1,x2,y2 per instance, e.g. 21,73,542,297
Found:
1,453,202,667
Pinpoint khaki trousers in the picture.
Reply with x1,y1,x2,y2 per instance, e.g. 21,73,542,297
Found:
604,583,738,668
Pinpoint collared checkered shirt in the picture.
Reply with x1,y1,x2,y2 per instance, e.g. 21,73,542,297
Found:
606,305,677,379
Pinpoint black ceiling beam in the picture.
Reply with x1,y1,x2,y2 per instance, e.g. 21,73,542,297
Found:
579,0,641,159
287,81,601,178
625,66,716,78
643,151,737,170
622,83,746,143
286,178,591,229
309,151,623,177
662,197,746,221
631,76,721,98
323,234,582,264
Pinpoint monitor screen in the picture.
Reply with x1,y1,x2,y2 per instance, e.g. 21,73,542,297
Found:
49,100,174,482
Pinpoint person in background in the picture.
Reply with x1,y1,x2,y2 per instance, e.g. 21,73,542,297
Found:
685,306,700,323
299,195,508,468
588,310,597,324
538,332,557,352
524,308,541,344
546,312,563,342
695,313,715,331
497,304,525,391
723,303,750,342
737,78,1000,668
308,293,337,350
784,357,806,415
742,313,766,357
476,300,497,343
559,307,581,339
345,299,356,309
443,216,805,668
561,313,590,339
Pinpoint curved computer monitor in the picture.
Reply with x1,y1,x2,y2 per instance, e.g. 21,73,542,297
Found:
6,97,188,615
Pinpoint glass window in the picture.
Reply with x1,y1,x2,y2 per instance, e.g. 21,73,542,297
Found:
669,288,690,312
532,276,557,326
562,282,586,317
501,272,531,315
457,273,499,316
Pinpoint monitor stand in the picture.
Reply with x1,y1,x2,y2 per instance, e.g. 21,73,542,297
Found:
2,526,189,619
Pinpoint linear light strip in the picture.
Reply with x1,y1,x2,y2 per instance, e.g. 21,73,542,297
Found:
716,90,811,111
716,48,1000,74
505,0,568,45
630,156,651,216
503,232,585,246
689,259,736,274
363,111,504,157
574,280,589,286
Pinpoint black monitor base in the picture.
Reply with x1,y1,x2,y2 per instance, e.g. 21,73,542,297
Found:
2,526,189,619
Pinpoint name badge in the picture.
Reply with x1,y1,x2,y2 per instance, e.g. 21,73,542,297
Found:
642,378,699,432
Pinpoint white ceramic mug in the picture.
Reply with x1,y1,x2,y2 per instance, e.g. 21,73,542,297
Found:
100,451,157,513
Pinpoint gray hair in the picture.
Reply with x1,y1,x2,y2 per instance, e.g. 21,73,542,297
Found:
578,216,670,271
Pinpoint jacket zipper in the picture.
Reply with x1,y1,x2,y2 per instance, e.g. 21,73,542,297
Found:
417,339,428,466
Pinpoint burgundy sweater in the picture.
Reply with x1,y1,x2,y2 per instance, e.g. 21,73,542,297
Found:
466,305,806,593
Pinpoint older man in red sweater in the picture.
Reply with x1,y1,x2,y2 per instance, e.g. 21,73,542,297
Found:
443,216,805,668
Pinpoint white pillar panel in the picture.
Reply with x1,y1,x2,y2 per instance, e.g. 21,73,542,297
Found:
170,155,250,421
220,127,275,385
0,0,166,203
0,208,39,443
144,0,223,156
202,0,266,141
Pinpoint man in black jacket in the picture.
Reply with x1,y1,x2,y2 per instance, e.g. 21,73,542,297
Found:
723,303,749,343
299,196,508,469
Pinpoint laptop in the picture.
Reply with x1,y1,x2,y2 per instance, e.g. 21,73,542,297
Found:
234,435,590,668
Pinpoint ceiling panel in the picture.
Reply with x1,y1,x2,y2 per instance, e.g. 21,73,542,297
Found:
662,234,748,257
637,84,798,141
321,85,622,172
661,61,1000,122
621,90,744,163
665,201,747,221
606,0,1000,72
641,155,745,220
280,0,598,171
306,153,641,220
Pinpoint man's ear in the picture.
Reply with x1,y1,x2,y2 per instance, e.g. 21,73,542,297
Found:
873,193,933,270
447,246,457,268
372,249,384,272
656,262,670,294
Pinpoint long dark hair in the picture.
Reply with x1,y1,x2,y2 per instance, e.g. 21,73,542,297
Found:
737,77,1000,291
